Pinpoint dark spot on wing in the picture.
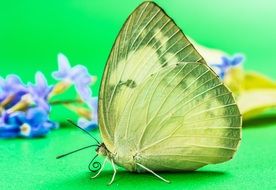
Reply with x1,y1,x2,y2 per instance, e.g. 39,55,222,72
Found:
118,79,137,88
180,82,187,89
161,61,168,67
152,37,161,50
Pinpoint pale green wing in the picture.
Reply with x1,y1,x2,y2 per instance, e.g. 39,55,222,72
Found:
99,1,205,151
115,63,241,171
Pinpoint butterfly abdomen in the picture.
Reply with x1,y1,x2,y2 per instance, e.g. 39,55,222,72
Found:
113,146,139,172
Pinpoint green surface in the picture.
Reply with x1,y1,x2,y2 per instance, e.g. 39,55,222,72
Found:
1,0,276,189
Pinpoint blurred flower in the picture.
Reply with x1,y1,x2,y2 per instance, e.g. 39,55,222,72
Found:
0,111,20,138
78,97,98,130
51,53,98,131
28,72,53,112
19,107,58,137
0,72,57,138
189,37,244,79
210,54,244,79
0,107,58,138
52,53,96,101
0,75,28,108
1,53,98,138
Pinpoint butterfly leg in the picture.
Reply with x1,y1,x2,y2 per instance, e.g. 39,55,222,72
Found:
91,157,108,179
108,159,117,185
136,163,170,183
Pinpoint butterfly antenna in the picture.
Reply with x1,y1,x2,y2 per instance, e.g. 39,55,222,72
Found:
56,144,99,159
67,119,100,145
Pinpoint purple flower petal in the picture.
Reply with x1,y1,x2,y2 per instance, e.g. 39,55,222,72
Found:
52,53,95,102
78,117,98,131
221,56,231,67
210,54,244,79
58,53,71,71
75,85,92,101
43,120,59,130
70,65,87,80
0,106,57,138
52,53,71,79
28,72,53,112
231,54,244,66
87,97,98,111
0,75,28,107
26,107,48,126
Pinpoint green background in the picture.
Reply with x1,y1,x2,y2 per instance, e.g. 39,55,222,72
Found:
1,0,276,189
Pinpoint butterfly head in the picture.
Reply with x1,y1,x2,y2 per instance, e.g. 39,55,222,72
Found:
96,143,107,156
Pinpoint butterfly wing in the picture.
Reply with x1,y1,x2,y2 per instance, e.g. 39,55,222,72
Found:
115,62,241,171
99,1,205,151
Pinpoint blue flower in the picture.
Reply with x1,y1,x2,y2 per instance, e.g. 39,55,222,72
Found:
0,75,28,108
0,107,58,138
19,107,58,138
77,97,98,130
52,53,95,101
210,54,244,79
0,111,21,138
28,72,53,112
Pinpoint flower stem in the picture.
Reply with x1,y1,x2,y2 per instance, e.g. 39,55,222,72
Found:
49,99,83,105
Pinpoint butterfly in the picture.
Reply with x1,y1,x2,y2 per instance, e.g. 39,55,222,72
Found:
58,1,242,185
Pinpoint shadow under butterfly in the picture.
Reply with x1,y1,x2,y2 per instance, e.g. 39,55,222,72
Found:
57,1,242,185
